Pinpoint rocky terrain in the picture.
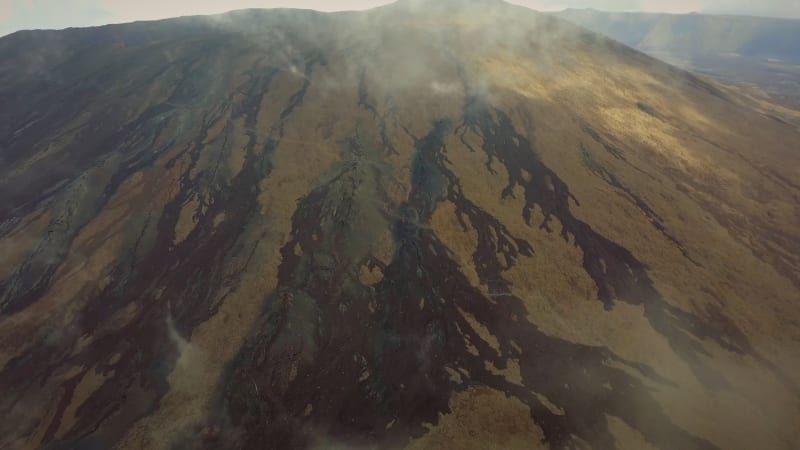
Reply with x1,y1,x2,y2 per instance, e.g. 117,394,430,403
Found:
1,1,799,449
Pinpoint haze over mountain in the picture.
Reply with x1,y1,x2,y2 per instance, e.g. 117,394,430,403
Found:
557,9,800,107
1,1,799,449
4,0,800,38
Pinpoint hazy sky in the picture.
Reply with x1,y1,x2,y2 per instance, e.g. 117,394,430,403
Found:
2,0,799,36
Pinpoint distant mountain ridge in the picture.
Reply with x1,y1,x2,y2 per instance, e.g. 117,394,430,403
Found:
557,9,800,107
557,9,800,62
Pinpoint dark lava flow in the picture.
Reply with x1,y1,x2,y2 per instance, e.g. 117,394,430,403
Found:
209,110,725,449
0,49,325,449
0,30,794,449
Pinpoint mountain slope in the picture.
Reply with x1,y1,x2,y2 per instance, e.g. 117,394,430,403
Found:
1,2,799,449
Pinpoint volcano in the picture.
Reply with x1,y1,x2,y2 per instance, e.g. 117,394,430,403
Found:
1,1,799,449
